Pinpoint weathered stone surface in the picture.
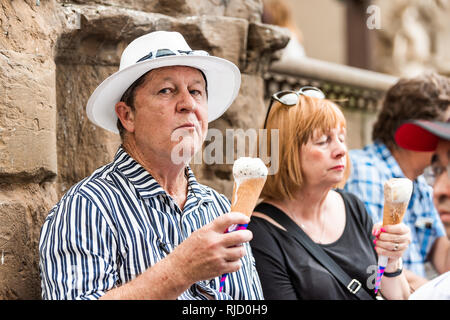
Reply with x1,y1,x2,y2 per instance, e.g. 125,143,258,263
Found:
57,0,262,21
224,0,262,23
58,0,226,16
0,201,38,299
56,64,121,196
245,22,290,74
373,0,450,77
0,58,57,181
0,2,59,182
56,5,249,69
0,0,61,54
0,183,58,299
174,16,249,69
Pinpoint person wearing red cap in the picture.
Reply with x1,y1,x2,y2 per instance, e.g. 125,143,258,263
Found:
395,120,450,238
395,120,450,299
344,72,450,292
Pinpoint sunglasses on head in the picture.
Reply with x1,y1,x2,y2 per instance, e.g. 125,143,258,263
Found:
136,48,210,63
263,86,326,128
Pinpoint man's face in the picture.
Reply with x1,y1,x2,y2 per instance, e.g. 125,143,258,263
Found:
130,66,208,164
432,140,450,236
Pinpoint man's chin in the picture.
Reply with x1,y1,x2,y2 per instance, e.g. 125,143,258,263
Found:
170,141,200,166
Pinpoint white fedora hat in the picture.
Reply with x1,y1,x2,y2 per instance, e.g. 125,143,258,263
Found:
86,31,241,134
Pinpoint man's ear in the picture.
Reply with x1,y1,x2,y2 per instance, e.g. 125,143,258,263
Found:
115,101,135,133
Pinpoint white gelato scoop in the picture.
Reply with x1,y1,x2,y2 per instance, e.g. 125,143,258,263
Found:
230,157,268,217
233,157,268,182
384,178,413,203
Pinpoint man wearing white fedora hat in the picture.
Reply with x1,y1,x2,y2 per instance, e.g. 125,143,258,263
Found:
39,31,263,300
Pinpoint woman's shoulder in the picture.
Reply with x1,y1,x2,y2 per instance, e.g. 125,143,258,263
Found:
333,189,373,231
333,188,366,208
249,203,289,241
248,210,291,257
251,211,287,232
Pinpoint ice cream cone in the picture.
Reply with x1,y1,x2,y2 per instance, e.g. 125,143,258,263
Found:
231,177,267,217
219,157,267,293
230,157,268,217
382,178,413,226
382,202,409,226
374,178,413,294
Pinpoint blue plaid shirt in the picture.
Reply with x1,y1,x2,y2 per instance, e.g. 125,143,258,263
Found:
344,142,446,277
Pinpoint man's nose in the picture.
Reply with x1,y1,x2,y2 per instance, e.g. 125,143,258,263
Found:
434,170,450,201
176,89,196,113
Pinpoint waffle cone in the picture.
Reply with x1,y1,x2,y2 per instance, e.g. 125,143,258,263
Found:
382,201,408,226
230,177,266,217
381,178,412,226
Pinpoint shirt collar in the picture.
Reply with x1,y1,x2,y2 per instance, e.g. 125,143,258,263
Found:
370,142,433,205
372,142,405,178
112,146,214,202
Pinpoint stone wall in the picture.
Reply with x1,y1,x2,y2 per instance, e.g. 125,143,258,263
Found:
373,0,450,77
0,0,288,299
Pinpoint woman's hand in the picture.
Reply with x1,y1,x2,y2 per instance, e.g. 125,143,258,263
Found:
372,222,411,269
372,223,412,300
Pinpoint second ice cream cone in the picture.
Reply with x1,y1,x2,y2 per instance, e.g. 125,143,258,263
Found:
382,178,413,226
219,157,267,293
382,201,409,226
375,178,413,294
231,177,267,217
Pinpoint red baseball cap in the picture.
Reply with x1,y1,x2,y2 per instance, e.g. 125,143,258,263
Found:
395,120,450,152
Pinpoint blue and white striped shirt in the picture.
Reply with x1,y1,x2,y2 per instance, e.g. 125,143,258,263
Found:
39,146,263,300
344,142,446,277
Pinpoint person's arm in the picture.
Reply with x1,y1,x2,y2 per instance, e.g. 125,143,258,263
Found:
40,191,252,300
429,236,450,274
379,258,410,300
100,212,252,300
403,269,429,292
373,223,412,300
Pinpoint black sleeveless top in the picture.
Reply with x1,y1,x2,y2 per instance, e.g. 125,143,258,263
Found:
248,189,378,300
